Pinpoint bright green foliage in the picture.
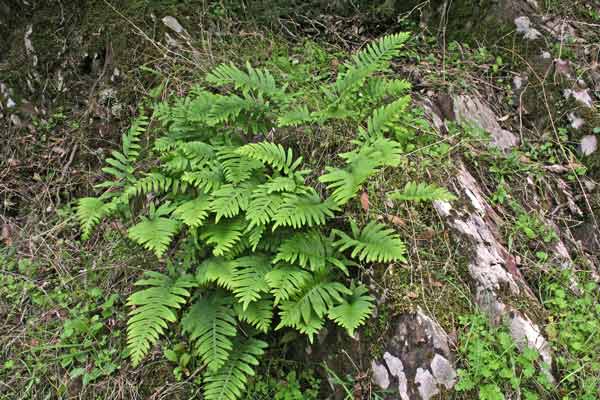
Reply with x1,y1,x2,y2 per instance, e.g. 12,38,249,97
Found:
182,292,238,372
127,204,180,258
456,313,551,400
389,182,457,203
542,272,600,399
75,33,451,400
231,256,272,310
363,96,411,138
333,221,406,263
203,338,268,400
126,272,196,367
334,32,410,98
173,196,211,228
237,142,302,174
99,113,148,185
277,277,351,342
76,197,112,240
319,138,402,205
273,230,345,273
328,284,374,337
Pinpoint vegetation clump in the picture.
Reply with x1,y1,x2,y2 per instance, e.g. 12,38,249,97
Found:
76,33,455,399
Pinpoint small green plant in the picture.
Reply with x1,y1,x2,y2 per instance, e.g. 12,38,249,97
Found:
455,313,551,400
543,271,600,399
244,368,321,400
76,33,456,400
510,207,558,247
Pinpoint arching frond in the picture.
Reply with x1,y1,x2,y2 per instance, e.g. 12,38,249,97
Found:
389,182,457,203
202,337,268,400
328,283,374,336
333,220,406,263
126,272,196,366
182,292,237,372
237,142,302,175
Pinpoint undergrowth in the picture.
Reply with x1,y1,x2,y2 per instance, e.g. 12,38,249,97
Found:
75,33,456,400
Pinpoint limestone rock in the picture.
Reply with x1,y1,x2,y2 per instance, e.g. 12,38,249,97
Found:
371,310,456,399
452,95,519,151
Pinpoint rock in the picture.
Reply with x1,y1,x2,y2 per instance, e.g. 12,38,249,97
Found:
515,16,542,40
24,24,38,67
568,112,585,129
564,88,594,108
452,95,519,151
433,164,555,382
579,135,597,156
371,310,456,399
162,16,186,34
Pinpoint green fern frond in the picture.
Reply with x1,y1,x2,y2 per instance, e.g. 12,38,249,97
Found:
333,220,406,263
77,197,112,240
208,94,262,125
124,173,174,199
237,142,302,175
319,166,370,206
260,175,302,194
128,214,179,258
320,138,403,205
217,148,264,184
334,33,410,97
265,265,312,305
389,182,457,203
340,138,403,168
272,190,338,229
245,187,285,228
182,292,237,372
328,283,374,336
207,62,284,99
202,337,268,400
196,257,237,290
122,113,149,162
180,141,216,165
277,277,351,342
181,162,225,193
210,183,254,223
363,96,411,138
273,230,336,272
234,298,273,333
173,196,211,228
102,150,135,182
127,272,195,366
364,78,412,101
277,105,313,127
231,255,272,310
200,217,245,257
245,224,265,251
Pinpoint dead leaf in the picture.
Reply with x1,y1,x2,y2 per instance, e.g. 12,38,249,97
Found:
360,191,369,213
406,291,418,299
1,224,13,246
387,214,406,226
431,279,444,288
51,146,66,156
417,228,435,240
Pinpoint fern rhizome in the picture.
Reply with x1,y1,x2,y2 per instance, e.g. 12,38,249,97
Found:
77,33,455,400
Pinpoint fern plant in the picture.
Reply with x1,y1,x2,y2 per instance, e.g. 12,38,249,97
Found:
76,33,456,400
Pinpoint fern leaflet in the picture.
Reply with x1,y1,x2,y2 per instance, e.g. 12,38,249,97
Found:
333,220,406,263
182,292,237,372
328,283,374,336
202,337,268,400
127,272,195,366
389,182,457,203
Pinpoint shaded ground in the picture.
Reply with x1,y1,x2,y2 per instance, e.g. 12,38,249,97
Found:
1,1,599,399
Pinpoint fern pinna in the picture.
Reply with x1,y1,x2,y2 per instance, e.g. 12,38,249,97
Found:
76,33,456,400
